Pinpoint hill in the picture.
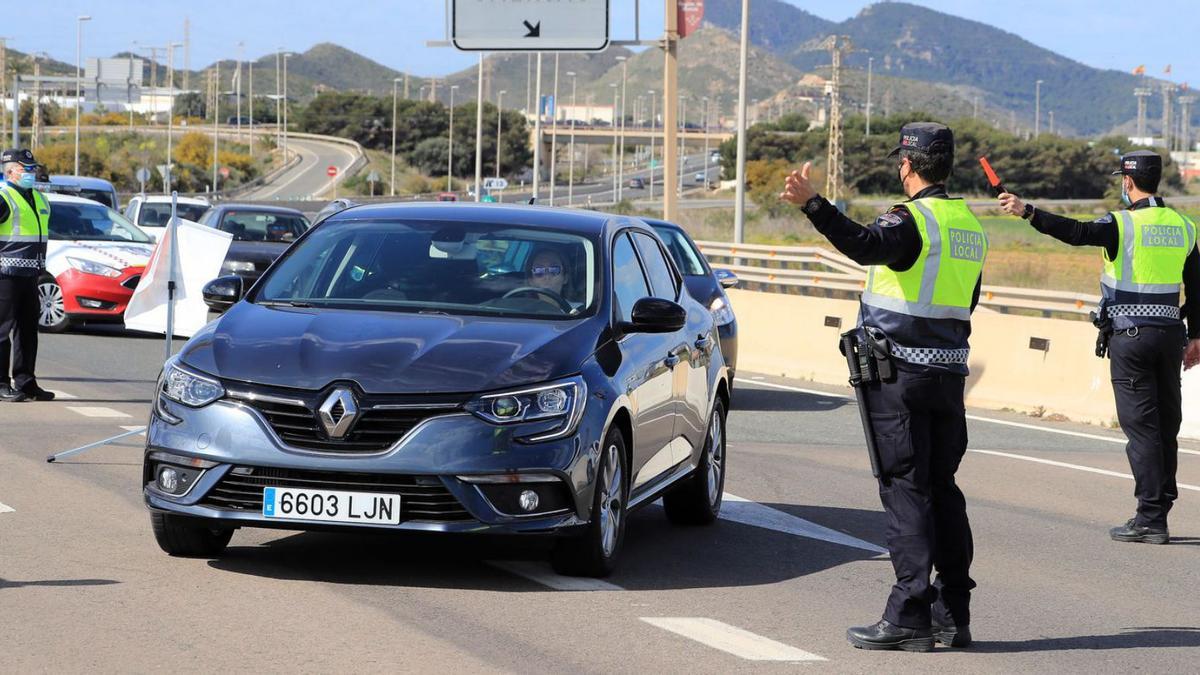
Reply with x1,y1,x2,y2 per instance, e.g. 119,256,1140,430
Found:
702,0,1179,136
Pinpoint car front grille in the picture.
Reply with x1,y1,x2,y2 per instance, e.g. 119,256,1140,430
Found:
199,466,473,522
226,385,465,454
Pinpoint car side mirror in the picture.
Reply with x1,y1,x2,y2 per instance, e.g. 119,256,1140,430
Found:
624,297,687,334
203,275,244,313
715,268,739,289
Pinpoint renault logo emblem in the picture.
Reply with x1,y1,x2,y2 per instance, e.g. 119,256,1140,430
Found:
318,388,359,438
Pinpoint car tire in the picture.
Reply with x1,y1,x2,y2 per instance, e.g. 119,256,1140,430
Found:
37,276,74,333
551,428,628,578
150,511,233,557
663,398,727,526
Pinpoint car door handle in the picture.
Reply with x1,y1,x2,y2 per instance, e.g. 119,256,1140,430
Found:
695,334,713,351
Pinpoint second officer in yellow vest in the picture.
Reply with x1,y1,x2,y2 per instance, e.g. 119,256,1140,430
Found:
781,122,985,651
999,150,1200,544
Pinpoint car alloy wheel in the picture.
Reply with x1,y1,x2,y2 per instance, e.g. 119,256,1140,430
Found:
37,279,71,332
705,412,725,507
663,397,727,526
598,442,624,557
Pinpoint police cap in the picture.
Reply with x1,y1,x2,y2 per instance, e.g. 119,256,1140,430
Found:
1111,149,1162,184
887,122,954,158
0,148,37,167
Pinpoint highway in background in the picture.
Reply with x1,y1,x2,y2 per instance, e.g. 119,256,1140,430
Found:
3,327,1199,671
238,136,360,201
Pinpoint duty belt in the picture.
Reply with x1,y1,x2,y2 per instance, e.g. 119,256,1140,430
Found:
890,344,970,365
1105,304,1181,320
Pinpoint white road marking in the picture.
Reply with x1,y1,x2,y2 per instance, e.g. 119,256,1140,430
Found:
0,501,14,514
120,426,147,433
720,493,887,554
66,406,132,419
487,561,624,592
48,390,77,400
641,618,826,662
968,448,1200,492
734,377,1200,456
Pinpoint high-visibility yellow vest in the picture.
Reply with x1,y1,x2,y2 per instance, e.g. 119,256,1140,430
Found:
860,197,987,369
1100,203,1195,329
0,185,50,276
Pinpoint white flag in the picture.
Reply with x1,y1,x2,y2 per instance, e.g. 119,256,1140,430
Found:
124,218,233,338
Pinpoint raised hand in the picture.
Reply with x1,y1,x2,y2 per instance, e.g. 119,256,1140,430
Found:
779,162,818,206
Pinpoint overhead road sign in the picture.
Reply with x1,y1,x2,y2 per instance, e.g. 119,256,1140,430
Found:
483,177,508,191
452,0,609,52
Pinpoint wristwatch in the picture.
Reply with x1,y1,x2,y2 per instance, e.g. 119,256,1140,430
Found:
803,195,825,216
1022,203,1034,220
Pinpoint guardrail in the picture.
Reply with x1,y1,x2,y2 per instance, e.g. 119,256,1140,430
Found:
696,240,1100,319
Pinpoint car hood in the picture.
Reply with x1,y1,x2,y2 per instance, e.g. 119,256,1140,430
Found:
180,301,598,394
46,240,153,269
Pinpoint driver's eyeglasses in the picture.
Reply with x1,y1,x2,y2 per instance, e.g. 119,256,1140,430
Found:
532,265,562,277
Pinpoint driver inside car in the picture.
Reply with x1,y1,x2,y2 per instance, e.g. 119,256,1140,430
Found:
526,248,570,305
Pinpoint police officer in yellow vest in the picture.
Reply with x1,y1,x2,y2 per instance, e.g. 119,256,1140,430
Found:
0,148,55,402
1000,150,1199,545
781,123,984,652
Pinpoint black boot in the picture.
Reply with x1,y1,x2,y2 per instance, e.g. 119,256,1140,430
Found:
22,384,56,401
0,384,29,403
1109,518,1168,544
934,624,972,648
846,620,933,652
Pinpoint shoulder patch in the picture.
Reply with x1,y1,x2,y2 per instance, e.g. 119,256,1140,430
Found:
877,212,905,228
1094,213,1115,225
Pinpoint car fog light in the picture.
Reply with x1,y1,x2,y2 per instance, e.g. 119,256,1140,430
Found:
492,396,522,419
519,489,540,512
158,467,180,492
79,298,104,309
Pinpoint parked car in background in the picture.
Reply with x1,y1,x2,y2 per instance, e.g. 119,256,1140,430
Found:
147,203,730,578
39,176,120,210
40,193,154,332
124,195,212,241
198,204,310,284
644,218,738,379
627,177,645,190
436,192,458,202
313,198,359,225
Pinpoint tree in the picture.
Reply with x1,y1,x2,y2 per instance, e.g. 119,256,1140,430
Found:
411,137,450,177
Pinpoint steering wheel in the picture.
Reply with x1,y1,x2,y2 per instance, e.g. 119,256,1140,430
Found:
501,286,573,313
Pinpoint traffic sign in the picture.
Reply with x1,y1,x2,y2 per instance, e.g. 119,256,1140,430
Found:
367,170,381,183
483,177,509,191
452,0,609,51
135,167,151,184
156,164,173,179
326,165,338,177
678,0,705,38
219,166,231,179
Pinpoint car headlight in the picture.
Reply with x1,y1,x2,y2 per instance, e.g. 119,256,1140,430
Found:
67,256,121,278
159,358,225,408
466,376,586,441
224,260,256,273
710,295,735,326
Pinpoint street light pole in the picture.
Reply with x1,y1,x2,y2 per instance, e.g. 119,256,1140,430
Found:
866,56,873,136
282,52,291,163
447,84,458,193
74,15,91,175
474,53,484,203
166,42,181,193
391,77,401,196
235,41,243,142
610,84,618,201
275,48,281,149
616,55,628,203
1035,79,1043,139
702,96,710,187
496,89,506,181
212,62,220,192
734,0,750,244
549,53,560,205
567,73,576,206
649,89,656,201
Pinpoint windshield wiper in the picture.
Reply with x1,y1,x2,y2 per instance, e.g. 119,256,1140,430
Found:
258,300,314,308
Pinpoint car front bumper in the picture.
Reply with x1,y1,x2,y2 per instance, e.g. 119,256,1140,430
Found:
58,267,142,319
144,396,599,535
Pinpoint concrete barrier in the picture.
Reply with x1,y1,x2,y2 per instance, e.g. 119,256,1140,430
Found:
726,288,1192,431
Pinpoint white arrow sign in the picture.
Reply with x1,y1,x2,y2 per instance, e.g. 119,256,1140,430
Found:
483,177,509,191
453,0,609,51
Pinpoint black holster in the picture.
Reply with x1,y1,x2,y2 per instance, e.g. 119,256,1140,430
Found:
840,327,896,480
1091,310,1114,358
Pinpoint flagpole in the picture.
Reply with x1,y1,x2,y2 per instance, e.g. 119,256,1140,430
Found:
165,191,179,361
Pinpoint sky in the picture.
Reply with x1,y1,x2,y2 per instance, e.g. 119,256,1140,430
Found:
10,0,1198,86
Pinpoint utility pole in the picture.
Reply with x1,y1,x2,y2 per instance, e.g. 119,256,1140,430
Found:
166,42,181,191
474,55,484,202
550,53,560,204
616,55,628,203
662,0,680,220
568,73,577,205
1180,95,1195,181
248,51,254,157
31,56,40,149
1034,79,1043,139
733,0,750,243
648,88,656,202
448,84,458,192
822,35,852,205
865,56,872,136
275,49,282,149
496,89,506,180
1162,82,1173,148
75,15,92,176
211,64,219,192
532,54,542,199
1135,87,1152,140
391,77,401,196
182,17,190,90
236,42,244,142
610,83,618,200
1049,110,1055,136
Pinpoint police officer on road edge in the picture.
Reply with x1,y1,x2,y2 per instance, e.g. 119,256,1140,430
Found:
780,122,985,652
999,150,1200,544
0,148,55,402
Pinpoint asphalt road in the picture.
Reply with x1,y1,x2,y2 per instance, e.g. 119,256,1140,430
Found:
239,137,360,201
3,326,1200,672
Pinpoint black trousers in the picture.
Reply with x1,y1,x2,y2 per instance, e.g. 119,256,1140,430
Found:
863,369,975,630
0,275,41,391
1109,325,1184,528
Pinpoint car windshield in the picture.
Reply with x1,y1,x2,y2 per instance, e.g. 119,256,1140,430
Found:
139,202,209,226
218,210,308,242
49,202,152,243
256,219,598,320
651,226,708,276
78,188,116,209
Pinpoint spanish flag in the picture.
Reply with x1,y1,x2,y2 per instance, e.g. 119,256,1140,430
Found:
1133,65,1146,75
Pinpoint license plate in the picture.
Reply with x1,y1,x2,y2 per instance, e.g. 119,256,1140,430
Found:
262,487,401,525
